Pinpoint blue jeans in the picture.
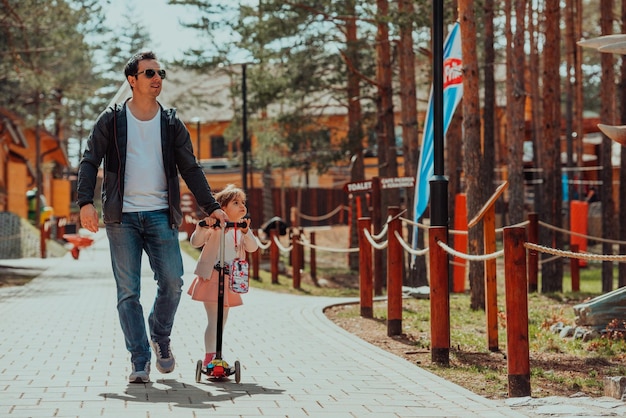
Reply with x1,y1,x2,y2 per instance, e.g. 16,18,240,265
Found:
106,210,184,366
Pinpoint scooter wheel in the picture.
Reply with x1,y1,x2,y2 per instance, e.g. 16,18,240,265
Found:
195,359,203,383
234,360,241,384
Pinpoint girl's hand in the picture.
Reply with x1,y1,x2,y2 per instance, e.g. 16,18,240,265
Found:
240,217,251,234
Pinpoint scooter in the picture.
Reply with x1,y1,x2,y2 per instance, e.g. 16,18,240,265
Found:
195,219,246,384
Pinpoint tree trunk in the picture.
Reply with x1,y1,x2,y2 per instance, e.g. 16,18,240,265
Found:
541,0,564,292
506,0,527,226
600,0,616,293
564,0,576,217
459,0,484,310
482,0,496,201
617,0,626,287
574,0,585,183
397,0,422,286
374,0,396,287
344,1,364,270
528,2,543,217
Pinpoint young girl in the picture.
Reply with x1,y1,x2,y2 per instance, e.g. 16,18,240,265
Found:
187,184,259,367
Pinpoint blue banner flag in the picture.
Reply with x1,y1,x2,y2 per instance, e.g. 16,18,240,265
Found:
412,22,463,249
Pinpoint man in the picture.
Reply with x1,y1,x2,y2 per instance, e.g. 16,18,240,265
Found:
77,51,227,383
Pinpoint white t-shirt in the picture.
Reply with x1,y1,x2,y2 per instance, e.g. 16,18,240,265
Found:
123,107,168,212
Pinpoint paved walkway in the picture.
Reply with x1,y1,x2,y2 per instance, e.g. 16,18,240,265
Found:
1,232,625,417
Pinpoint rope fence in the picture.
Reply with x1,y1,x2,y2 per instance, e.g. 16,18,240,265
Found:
294,205,349,222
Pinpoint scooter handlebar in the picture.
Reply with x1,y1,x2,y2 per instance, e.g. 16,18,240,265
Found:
199,219,248,228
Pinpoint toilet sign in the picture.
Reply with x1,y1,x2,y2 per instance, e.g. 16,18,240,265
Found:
344,180,372,193
344,176,414,193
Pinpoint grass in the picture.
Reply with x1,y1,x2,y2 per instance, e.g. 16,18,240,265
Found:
336,266,626,398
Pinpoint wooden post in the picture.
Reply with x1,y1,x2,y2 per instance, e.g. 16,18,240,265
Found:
570,200,588,267
527,213,539,293
252,232,260,280
371,177,384,296
40,221,49,258
429,226,450,365
468,181,508,352
358,217,373,318
310,231,317,282
483,205,498,352
503,226,531,397
270,229,279,284
452,193,467,293
292,230,301,289
387,207,402,336
570,244,580,292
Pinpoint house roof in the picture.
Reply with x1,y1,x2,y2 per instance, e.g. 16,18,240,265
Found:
0,108,70,171
0,109,28,148
109,66,238,122
107,65,348,125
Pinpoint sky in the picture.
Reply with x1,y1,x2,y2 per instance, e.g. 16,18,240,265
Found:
104,0,208,62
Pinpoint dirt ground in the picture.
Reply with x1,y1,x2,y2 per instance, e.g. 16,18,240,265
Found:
324,303,620,400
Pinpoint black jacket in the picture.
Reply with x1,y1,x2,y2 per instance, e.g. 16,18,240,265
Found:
76,100,220,227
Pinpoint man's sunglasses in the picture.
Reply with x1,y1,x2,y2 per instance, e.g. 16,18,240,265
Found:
135,69,166,79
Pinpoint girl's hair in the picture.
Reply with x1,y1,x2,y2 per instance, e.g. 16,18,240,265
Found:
214,184,246,207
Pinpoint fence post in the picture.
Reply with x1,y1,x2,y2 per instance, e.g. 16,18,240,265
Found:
429,226,450,365
371,177,384,296
527,213,538,293
358,217,373,318
252,230,260,280
310,231,317,282
468,181,507,352
453,193,467,293
503,226,531,398
292,229,301,289
270,229,279,284
484,205,498,352
570,200,588,267
387,207,402,336
570,244,580,292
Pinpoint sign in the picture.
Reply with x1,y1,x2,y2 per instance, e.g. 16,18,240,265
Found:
345,180,372,193
381,176,415,189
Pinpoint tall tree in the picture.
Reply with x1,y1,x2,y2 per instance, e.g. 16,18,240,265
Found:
482,0,496,204
505,0,527,226
396,0,423,285
0,0,107,165
600,0,616,293
343,0,366,269
528,0,543,230
540,0,564,292
619,0,626,288
459,0,484,310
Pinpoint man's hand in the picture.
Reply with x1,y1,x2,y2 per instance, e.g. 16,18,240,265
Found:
210,209,229,225
80,204,99,233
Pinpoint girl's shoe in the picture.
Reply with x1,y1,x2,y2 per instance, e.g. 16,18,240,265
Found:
203,352,216,368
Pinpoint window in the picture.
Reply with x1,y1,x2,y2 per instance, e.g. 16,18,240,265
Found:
210,135,225,158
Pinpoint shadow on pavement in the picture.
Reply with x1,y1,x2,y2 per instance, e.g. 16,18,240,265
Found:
99,378,285,410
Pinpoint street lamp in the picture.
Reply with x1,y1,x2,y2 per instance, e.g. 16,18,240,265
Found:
241,63,249,193
191,117,201,160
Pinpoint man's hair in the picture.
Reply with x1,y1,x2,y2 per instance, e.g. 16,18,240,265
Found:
124,51,157,79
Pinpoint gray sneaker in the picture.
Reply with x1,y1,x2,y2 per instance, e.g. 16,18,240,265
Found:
150,339,175,373
129,361,150,383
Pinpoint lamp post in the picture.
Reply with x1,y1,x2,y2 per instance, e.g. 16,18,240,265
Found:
430,0,447,228
241,63,249,193
192,117,201,160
